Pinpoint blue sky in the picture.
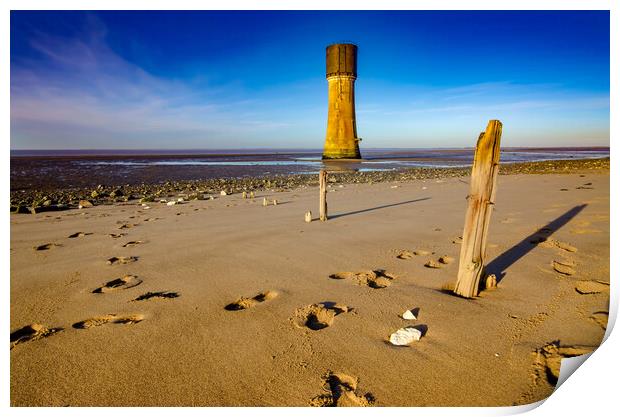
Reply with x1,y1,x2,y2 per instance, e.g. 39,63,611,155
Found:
10,10,610,149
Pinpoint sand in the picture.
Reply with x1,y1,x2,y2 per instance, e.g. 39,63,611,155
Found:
10,171,609,406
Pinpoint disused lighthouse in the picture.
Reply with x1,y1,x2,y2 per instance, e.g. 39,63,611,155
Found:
322,43,362,159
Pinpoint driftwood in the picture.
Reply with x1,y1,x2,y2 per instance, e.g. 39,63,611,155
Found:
454,120,503,298
319,170,328,221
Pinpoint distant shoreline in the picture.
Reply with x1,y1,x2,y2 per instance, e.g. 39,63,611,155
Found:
10,146,611,159
10,157,609,214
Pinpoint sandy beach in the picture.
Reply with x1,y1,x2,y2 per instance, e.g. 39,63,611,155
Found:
10,167,609,406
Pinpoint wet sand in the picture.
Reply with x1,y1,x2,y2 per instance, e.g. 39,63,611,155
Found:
10,170,609,406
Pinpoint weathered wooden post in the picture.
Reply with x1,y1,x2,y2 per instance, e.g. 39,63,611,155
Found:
454,120,502,298
319,170,328,221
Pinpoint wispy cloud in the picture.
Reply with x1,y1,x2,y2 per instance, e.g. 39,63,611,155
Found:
11,18,305,149
10,15,610,149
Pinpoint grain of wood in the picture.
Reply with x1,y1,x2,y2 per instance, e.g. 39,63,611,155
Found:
319,170,328,221
454,120,502,298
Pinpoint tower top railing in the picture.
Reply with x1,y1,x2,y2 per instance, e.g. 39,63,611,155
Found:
326,41,358,48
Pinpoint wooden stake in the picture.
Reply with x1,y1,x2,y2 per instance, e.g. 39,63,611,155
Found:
319,170,328,221
454,120,502,298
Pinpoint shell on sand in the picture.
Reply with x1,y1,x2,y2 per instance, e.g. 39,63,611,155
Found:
402,310,417,320
389,327,422,346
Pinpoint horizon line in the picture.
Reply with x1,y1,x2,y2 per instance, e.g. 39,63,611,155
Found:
10,145,611,151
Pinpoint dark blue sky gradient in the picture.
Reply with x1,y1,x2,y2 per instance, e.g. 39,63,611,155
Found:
10,10,610,149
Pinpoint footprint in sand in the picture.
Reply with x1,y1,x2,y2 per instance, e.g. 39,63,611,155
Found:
424,260,442,269
224,290,278,311
107,256,139,265
438,255,454,265
72,314,144,329
575,280,609,295
92,275,143,293
329,270,396,289
10,324,63,349
109,233,127,239
531,237,577,253
122,240,144,248
132,291,180,301
118,223,138,230
554,241,578,252
531,342,595,385
68,232,93,238
292,302,351,331
395,249,435,259
590,311,609,330
552,260,576,276
34,243,62,251
570,228,601,235
310,371,375,407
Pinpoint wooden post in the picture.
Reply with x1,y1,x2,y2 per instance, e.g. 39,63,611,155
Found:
454,120,502,298
319,170,328,221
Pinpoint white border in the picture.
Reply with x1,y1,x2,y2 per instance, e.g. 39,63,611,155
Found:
2,2,615,416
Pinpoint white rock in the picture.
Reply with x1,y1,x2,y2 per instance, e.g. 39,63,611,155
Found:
389,326,422,346
166,201,177,206
177,197,184,202
220,190,227,196
422,186,427,190
143,206,151,210
402,310,417,320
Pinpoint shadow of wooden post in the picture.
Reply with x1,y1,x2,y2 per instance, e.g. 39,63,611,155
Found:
319,169,328,221
454,120,503,298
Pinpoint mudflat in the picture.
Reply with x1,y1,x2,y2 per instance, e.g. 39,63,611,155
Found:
10,170,609,406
